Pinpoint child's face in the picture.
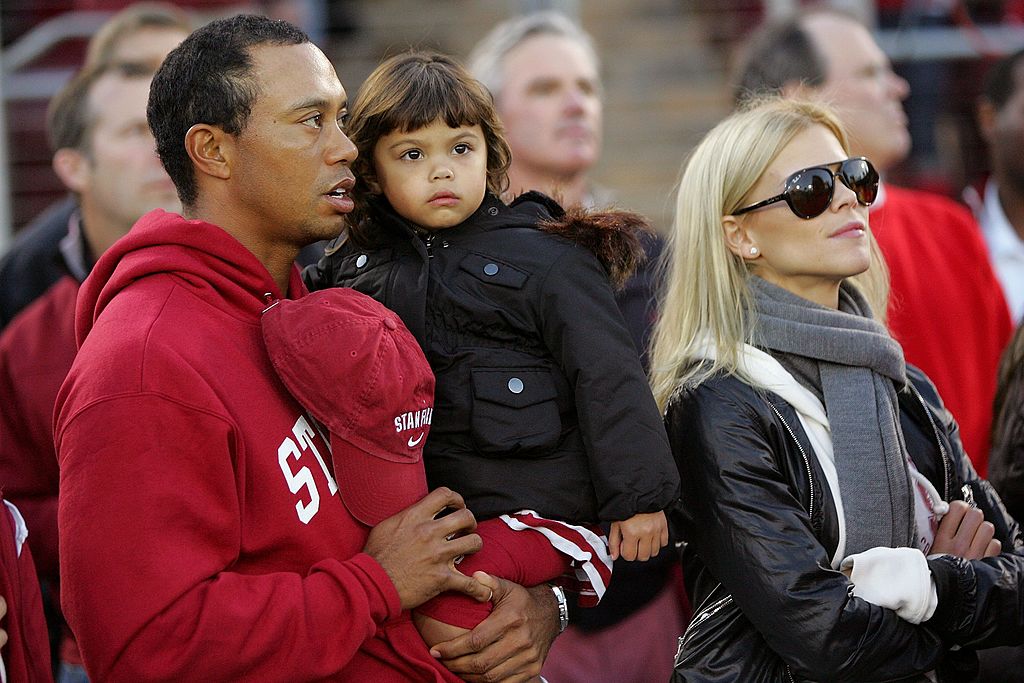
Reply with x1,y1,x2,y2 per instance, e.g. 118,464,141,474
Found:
372,118,488,230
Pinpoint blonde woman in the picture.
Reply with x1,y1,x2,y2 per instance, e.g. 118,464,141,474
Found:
653,98,1024,682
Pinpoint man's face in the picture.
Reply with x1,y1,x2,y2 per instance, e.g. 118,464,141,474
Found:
983,62,1024,192
226,42,357,248
79,72,180,249
496,34,602,181
803,14,910,172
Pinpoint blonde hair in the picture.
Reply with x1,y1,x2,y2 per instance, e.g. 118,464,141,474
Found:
650,97,889,410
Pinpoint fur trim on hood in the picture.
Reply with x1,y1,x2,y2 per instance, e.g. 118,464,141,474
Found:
537,205,653,290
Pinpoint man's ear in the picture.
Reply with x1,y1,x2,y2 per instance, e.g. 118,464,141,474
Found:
977,99,998,147
722,213,758,260
52,148,90,194
185,123,232,182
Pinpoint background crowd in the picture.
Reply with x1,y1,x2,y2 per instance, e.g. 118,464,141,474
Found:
1,0,1024,682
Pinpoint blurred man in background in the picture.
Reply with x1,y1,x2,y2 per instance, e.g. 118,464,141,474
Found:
735,8,1012,476
968,47,1024,325
0,7,186,680
0,3,190,329
468,13,686,683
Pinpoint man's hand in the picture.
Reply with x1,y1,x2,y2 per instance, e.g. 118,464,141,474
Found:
430,572,560,683
608,510,669,561
931,500,1001,559
364,487,488,610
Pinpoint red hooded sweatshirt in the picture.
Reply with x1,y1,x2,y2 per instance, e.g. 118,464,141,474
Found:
54,210,459,682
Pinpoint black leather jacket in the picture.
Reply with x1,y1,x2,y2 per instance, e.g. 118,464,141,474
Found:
305,192,678,524
667,365,1024,682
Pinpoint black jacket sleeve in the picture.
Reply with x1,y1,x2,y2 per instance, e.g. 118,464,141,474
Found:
669,379,949,682
907,367,1024,648
536,246,679,522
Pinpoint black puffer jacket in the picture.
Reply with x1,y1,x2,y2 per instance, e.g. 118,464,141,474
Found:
667,365,1024,683
305,192,679,524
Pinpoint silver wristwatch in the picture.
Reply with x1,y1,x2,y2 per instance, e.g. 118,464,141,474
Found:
550,585,569,633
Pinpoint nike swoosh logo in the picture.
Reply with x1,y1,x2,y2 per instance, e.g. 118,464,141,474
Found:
407,433,424,448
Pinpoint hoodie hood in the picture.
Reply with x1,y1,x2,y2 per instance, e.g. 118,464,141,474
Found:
76,209,305,347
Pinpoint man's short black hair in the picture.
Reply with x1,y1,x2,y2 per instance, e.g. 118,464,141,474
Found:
732,18,825,105
983,48,1024,111
147,14,309,207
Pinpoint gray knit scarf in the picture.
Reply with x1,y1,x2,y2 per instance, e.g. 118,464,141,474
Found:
749,277,915,555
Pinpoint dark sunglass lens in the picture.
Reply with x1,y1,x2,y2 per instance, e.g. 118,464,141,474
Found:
788,168,833,218
841,159,879,205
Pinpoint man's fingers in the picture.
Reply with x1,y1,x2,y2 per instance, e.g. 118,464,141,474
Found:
446,567,491,603
446,531,483,560
431,573,518,661
436,506,478,539
986,538,1002,558
420,487,468,519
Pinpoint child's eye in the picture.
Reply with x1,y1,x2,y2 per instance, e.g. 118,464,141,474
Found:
301,113,323,129
453,143,471,155
400,149,422,160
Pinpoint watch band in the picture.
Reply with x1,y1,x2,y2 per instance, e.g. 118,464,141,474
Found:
550,584,569,633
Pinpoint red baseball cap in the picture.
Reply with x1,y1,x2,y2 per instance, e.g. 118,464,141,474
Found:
261,288,433,526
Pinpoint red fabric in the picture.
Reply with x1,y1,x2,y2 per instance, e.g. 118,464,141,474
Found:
0,276,78,583
871,186,1012,475
0,275,82,666
416,517,570,629
55,209,459,682
0,497,53,682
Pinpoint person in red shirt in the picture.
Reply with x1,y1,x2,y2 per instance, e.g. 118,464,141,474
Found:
55,14,560,681
0,495,52,682
732,8,1012,475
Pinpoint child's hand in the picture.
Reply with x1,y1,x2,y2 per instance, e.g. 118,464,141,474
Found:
608,511,669,561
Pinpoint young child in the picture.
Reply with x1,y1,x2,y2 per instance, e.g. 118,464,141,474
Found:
305,51,679,644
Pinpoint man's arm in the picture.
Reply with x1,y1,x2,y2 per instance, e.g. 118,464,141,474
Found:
56,395,486,681
430,572,560,683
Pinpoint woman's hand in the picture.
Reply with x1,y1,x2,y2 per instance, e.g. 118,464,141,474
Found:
931,500,1001,559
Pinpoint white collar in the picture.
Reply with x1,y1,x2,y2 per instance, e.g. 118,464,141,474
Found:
980,179,1024,257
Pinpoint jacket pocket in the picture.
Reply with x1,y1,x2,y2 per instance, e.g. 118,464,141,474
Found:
459,253,529,289
470,368,561,456
334,248,395,282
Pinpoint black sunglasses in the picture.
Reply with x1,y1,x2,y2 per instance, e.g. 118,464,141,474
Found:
733,157,879,220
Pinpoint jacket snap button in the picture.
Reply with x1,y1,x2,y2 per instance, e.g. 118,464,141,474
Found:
508,377,524,394
483,263,499,276
356,254,368,268
487,206,499,216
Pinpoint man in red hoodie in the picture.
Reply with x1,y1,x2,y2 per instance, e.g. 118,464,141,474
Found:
54,14,559,682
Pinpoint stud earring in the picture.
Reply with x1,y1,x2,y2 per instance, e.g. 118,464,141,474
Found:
749,247,759,256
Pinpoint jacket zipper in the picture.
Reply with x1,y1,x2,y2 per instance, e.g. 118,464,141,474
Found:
909,384,951,502
677,588,734,655
766,399,815,524
420,233,450,259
